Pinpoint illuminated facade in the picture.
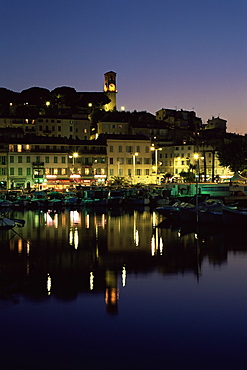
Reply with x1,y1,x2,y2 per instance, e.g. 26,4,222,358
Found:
105,134,155,184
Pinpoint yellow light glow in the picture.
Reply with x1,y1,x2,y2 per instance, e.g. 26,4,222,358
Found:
90,272,94,290
122,266,126,287
47,273,51,295
151,235,155,256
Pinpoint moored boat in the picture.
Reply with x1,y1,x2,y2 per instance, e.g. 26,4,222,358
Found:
222,204,247,225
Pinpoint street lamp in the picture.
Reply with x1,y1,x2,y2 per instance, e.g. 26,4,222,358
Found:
132,152,138,184
69,152,79,174
150,145,162,184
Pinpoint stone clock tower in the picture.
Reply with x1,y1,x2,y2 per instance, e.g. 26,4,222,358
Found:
103,71,117,111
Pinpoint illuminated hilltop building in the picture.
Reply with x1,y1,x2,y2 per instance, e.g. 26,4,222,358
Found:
103,71,117,111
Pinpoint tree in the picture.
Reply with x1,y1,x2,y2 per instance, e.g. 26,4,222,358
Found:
109,176,130,187
217,137,247,173
179,171,195,183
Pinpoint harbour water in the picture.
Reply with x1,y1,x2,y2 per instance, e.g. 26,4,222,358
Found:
1,206,247,369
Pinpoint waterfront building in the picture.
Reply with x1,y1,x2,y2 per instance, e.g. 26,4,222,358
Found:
102,134,155,185
4,136,107,190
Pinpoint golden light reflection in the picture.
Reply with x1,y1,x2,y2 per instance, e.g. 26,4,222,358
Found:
69,227,73,246
85,214,90,229
134,229,139,247
152,211,157,227
27,241,31,255
74,227,79,249
47,273,51,295
47,211,58,228
70,210,80,226
159,237,163,255
105,288,119,305
122,266,126,287
90,271,94,291
102,214,106,229
151,235,155,256
18,239,22,254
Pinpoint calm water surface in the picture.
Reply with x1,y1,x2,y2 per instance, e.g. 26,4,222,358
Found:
1,207,247,370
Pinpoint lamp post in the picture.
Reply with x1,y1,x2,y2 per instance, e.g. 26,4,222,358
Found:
132,152,138,184
69,152,78,174
150,145,162,184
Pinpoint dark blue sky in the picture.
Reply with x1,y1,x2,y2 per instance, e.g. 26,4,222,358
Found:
1,0,246,132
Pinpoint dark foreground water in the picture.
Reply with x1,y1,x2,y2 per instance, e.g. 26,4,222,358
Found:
1,206,247,370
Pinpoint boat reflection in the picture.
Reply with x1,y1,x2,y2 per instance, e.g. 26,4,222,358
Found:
0,208,246,314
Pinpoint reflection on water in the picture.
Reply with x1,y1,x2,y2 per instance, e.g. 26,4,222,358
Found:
1,207,247,369
0,208,246,305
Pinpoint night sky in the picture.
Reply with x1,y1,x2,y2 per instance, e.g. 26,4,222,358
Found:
1,0,246,132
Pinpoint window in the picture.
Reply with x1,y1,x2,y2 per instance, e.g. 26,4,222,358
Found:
45,156,49,163
136,169,141,176
70,127,73,132
110,169,114,176
137,146,140,153
17,145,22,152
119,146,122,152
26,168,31,176
10,168,14,175
10,156,14,163
109,146,113,152
58,126,61,131
26,156,30,163
145,146,149,153
117,158,124,164
136,158,142,164
54,156,58,163
144,158,150,164
85,168,90,175
119,169,123,176
18,168,22,176
110,158,113,164
1,156,6,165
62,168,66,175
128,169,131,176
126,158,132,164
18,156,22,163
126,146,132,153
62,157,66,163
145,169,149,175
